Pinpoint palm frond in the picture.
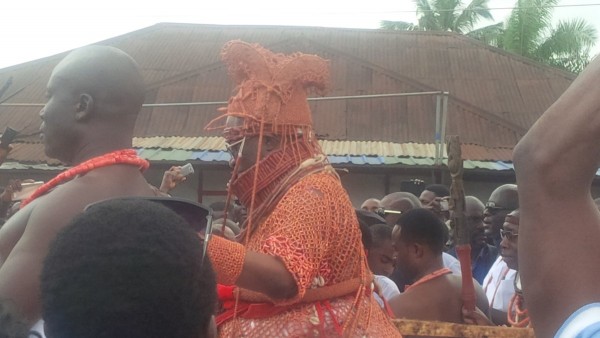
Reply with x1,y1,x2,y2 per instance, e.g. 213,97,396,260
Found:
535,18,597,73
503,0,558,56
454,0,494,33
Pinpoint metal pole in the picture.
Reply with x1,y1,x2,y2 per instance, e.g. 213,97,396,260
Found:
0,91,447,108
434,95,442,166
441,92,449,162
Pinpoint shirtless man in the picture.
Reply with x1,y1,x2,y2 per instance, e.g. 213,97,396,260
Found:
388,208,488,323
514,54,600,337
0,45,157,324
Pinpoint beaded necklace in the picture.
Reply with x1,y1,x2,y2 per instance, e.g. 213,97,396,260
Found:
507,273,530,327
404,267,452,292
20,149,149,208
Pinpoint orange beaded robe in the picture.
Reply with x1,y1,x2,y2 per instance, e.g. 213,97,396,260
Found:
209,170,400,337
205,40,400,337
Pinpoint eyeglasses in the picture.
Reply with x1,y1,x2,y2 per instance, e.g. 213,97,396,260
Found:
500,229,519,241
225,137,245,158
485,202,512,214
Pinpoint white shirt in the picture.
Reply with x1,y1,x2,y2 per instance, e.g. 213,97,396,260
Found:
373,275,401,308
482,256,516,311
443,252,462,275
30,320,46,338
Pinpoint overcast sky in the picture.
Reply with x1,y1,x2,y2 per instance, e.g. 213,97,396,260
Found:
2,0,599,69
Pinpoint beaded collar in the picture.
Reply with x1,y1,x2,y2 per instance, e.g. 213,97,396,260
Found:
20,149,149,208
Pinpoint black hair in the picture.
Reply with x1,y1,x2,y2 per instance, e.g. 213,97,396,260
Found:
397,208,448,254
370,223,393,249
41,199,216,338
355,209,386,227
424,184,450,197
357,218,373,251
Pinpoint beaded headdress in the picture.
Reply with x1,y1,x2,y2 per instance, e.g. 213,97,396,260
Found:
206,40,329,145
205,40,331,235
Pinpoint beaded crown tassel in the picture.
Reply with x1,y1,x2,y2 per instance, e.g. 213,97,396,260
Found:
206,41,332,232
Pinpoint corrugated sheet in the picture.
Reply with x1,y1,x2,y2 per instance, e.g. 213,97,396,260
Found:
136,148,516,171
0,23,574,154
132,137,513,161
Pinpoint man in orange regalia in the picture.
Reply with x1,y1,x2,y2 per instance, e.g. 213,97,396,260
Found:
204,41,400,337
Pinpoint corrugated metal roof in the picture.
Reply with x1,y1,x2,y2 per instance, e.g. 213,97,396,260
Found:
0,23,574,155
132,137,513,161
137,148,516,171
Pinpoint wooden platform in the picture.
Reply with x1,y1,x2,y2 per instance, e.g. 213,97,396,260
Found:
393,319,535,338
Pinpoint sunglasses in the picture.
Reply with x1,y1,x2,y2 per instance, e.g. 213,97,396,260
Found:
500,229,519,241
485,202,512,214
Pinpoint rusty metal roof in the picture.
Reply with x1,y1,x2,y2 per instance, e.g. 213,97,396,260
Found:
0,23,574,165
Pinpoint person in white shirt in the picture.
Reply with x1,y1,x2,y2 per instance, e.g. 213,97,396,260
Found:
480,184,518,325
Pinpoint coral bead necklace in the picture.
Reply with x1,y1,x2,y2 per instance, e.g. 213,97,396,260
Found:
20,149,149,208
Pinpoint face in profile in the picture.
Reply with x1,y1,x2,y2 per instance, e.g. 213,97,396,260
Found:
500,210,520,270
40,68,81,163
367,239,396,277
361,198,381,213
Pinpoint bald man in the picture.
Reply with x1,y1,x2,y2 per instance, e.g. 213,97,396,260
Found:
448,196,498,284
0,46,157,324
380,192,422,227
360,198,381,213
480,184,519,326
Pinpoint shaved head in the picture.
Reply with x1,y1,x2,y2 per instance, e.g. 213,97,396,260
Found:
42,46,145,163
380,192,422,226
51,45,145,117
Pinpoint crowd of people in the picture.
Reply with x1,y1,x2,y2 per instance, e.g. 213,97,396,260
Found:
0,39,598,338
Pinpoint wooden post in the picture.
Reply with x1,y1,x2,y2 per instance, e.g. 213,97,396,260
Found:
447,135,476,312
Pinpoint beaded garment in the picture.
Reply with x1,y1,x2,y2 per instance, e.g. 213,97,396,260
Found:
205,41,399,336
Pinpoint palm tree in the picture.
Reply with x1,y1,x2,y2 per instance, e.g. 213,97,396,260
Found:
381,0,597,73
500,0,597,73
380,0,495,34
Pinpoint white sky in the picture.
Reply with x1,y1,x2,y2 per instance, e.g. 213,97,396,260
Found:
1,0,599,69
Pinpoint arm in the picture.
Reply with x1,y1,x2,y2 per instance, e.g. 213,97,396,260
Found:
208,178,337,303
513,58,600,337
208,236,297,300
159,166,186,194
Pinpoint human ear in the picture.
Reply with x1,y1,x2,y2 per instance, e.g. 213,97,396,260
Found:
75,93,94,121
413,243,425,258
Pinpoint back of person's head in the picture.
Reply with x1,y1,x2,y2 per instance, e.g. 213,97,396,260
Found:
213,217,240,235
355,208,387,228
424,184,450,197
381,192,422,210
397,208,448,255
53,45,145,117
358,219,373,251
41,199,216,338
